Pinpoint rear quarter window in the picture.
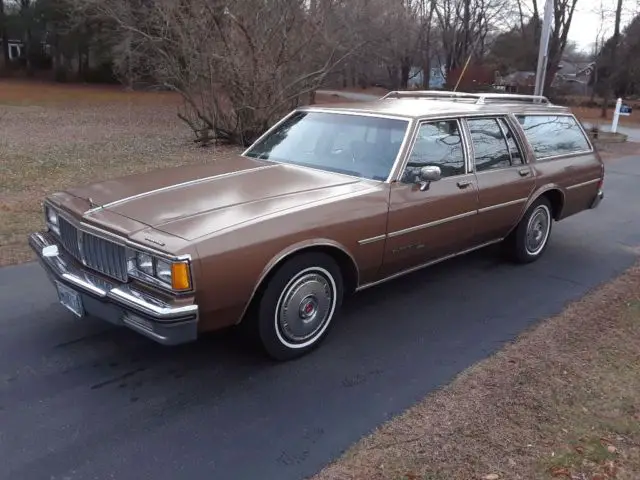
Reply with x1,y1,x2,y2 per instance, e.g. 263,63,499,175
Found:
515,114,592,159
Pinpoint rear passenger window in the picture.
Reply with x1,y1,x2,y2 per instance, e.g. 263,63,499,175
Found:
515,115,591,159
466,118,512,172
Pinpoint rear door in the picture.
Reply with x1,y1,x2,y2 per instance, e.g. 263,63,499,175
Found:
463,116,536,244
381,118,479,277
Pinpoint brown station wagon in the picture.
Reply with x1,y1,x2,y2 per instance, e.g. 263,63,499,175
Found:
29,91,605,361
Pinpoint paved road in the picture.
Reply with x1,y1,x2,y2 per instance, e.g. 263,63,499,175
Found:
1,156,639,480
613,126,640,142
581,122,640,142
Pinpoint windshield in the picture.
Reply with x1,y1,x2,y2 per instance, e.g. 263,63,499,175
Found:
244,111,410,181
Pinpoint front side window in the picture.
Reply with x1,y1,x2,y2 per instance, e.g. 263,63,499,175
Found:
401,120,466,182
515,114,591,159
244,111,409,181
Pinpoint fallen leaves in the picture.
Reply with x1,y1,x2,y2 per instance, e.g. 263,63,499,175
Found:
549,466,571,478
604,461,618,477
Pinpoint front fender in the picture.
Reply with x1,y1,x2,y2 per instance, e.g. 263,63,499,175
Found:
237,238,360,325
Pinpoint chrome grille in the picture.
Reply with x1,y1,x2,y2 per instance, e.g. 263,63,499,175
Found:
58,217,128,282
59,216,81,259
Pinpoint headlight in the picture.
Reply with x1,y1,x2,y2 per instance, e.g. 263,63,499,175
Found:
128,251,192,291
155,259,173,284
136,252,154,276
45,205,60,235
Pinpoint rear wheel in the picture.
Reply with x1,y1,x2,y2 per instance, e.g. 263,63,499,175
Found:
504,196,553,264
252,252,344,361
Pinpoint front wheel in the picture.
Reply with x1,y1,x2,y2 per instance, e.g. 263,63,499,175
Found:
254,252,344,361
504,197,553,264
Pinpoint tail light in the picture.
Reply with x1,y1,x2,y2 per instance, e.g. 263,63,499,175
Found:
598,162,604,190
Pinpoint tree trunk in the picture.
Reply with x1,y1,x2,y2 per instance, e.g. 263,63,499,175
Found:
422,57,431,89
0,0,9,72
387,65,400,90
590,63,597,103
400,57,411,89
601,0,624,118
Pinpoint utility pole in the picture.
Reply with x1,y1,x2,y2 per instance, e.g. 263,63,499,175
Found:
534,0,554,97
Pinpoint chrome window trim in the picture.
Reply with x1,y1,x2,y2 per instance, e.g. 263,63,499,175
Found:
240,108,414,184
291,107,413,122
463,115,530,174
512,112,595,160
496,116,524,166
505,113,536,165
392,117,471,182
526,150,596,163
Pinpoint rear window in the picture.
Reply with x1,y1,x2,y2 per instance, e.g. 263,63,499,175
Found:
515,114,591,159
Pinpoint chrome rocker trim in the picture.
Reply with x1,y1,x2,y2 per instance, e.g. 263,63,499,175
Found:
29,231,199,346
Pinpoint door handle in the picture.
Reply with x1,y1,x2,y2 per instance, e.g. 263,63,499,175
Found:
518,168,531,177
456,180,473,189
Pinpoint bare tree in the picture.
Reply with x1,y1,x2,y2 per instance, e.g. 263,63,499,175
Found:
601,0,624,117
433,0,512,79
73,0,356,146
508,0,579,91
589,0,610,102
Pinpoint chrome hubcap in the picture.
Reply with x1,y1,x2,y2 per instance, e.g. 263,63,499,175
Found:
278,271,333,344
526,206,550,255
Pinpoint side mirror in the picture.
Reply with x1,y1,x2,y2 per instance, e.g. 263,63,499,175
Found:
417,165,441,191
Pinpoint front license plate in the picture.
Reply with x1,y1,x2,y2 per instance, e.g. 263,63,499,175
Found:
55,281,85,318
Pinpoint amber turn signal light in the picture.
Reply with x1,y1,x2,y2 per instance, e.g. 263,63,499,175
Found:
171,262,191,290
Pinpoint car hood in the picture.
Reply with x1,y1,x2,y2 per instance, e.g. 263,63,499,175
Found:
58,154,374,241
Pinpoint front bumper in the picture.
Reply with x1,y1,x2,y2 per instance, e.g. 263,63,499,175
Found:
590,189,604,209
29,232,198,345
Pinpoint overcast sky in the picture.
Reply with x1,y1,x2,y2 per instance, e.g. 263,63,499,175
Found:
566,0,637,52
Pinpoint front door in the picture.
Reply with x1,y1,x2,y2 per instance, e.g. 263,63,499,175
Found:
381,118,479,277
463,116,537,244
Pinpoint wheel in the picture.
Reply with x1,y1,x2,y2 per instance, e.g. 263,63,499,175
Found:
504,196,553,264
253,252,344,361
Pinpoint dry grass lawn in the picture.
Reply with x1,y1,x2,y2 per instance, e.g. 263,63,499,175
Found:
0,79,242,266
313,263,640,480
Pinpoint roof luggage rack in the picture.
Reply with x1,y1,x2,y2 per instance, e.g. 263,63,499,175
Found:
381,90,552,105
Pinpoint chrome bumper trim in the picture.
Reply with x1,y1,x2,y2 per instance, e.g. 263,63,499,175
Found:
29,231,199,345
590,189,604,209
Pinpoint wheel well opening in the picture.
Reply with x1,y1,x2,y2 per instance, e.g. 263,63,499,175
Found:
542,189,564,220
240,245,360,323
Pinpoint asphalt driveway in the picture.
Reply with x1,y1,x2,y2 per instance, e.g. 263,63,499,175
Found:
1,156,639,480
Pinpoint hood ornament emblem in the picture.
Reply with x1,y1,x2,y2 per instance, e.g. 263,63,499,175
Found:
144,236,166,247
